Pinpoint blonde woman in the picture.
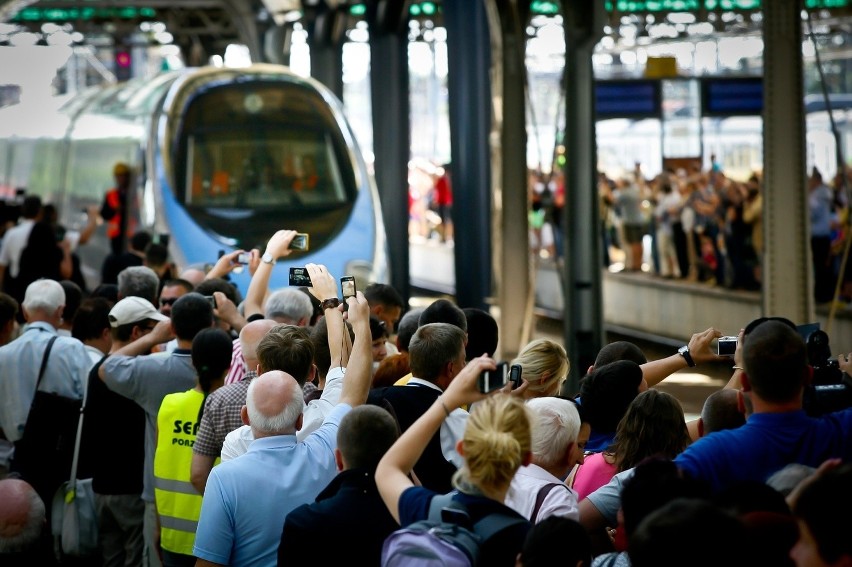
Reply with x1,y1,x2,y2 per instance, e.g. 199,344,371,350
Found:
376,355,533,566
512,338,570,399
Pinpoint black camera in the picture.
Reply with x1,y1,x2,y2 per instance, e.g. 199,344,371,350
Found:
801,326,841,386
798,324,852,416
289,267,312,287
717,336,737,357
509,364,523,390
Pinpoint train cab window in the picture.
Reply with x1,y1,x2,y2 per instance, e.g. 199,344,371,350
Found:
174,80,357,251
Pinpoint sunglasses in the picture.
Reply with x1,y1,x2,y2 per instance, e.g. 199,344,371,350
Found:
160,297,178,306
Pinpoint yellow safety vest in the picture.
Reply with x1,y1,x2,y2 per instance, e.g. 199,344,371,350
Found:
154,389,219,555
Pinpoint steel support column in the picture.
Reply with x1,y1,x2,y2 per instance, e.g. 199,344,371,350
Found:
444,0,493,310
561,1,605,393
310,7,344,99
369,15,411,304
490,0,531,359
762,0,811,323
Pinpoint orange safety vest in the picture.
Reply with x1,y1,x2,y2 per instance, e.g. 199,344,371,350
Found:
104,188,136,239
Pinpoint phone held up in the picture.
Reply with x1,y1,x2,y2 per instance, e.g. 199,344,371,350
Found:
289,233,310,251
289,267,312,287
341,276,356,300
477,362,523,394
236,252,251,265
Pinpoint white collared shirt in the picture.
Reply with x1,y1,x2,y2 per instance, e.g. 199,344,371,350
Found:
505,463,580,522
406,377,467,468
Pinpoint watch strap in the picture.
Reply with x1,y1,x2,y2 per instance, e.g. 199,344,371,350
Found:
321,298,340,310
679,345,696,367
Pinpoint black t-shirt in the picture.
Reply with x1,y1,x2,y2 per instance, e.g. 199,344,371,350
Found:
78,357,145,495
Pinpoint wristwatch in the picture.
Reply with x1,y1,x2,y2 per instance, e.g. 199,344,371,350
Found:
678,345,696,367
321,298,340,310
261,252,275,265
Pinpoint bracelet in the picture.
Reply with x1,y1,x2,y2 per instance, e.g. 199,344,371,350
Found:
732,365,743,371
439,397,452,417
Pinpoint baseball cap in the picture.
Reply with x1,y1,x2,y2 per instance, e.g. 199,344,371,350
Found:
109,296,168,328
114,162,130,176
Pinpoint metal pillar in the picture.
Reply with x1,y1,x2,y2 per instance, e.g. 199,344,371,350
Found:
264,23,292,66
561,1,606,393
369,9,411,304
490,0,531,359
310,7,344,99
444,0,493,310
762,0,812,323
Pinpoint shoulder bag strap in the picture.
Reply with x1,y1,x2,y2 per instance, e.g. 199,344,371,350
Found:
35,335,59,391
530,482,567,523
67,355,99,483
22,334,59,420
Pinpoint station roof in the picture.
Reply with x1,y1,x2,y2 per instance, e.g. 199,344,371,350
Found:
1,0,850,61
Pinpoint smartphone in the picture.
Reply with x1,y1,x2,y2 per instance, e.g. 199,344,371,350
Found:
509,364,523,390
205,295,217,309
236,252,251,264
289,267,312,287
717,336,737,356
289,233,309,251
341,276,356,300
477,361,509,394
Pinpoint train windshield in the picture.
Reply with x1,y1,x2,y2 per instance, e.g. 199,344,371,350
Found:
176,79,357,250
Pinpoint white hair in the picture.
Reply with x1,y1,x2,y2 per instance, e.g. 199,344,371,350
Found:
264,288,313,324
526,397,581,469
245,376,304,435
22,279,64,313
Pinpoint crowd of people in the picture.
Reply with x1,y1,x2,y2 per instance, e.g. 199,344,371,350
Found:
596,159,767,289
0,215,851,566
520,158,851,305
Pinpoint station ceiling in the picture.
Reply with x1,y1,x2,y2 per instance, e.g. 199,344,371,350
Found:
1,0,851,62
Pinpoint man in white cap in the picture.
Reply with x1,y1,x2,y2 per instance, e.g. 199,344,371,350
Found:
82,294,166,567
99,292,214,567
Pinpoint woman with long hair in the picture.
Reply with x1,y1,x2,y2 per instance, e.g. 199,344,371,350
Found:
571,389,691,500
376,355,534,566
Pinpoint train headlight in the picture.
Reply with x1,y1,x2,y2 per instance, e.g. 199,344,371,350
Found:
244,93,263,113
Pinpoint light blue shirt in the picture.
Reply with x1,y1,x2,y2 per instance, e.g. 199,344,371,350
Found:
0,321,89,442
101,349,196,502
193,403,351,567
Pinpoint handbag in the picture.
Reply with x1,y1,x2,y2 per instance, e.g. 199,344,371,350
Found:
11,335,82,502
51,360,98,559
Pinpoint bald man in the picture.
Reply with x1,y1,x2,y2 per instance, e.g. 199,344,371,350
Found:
178,268,206,288
194,291,374,567
0,478,52,563
191,318,279,493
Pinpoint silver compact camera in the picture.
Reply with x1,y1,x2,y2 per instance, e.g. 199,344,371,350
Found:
717,336,738,356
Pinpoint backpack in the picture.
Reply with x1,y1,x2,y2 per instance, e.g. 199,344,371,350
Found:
381,492,528,567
